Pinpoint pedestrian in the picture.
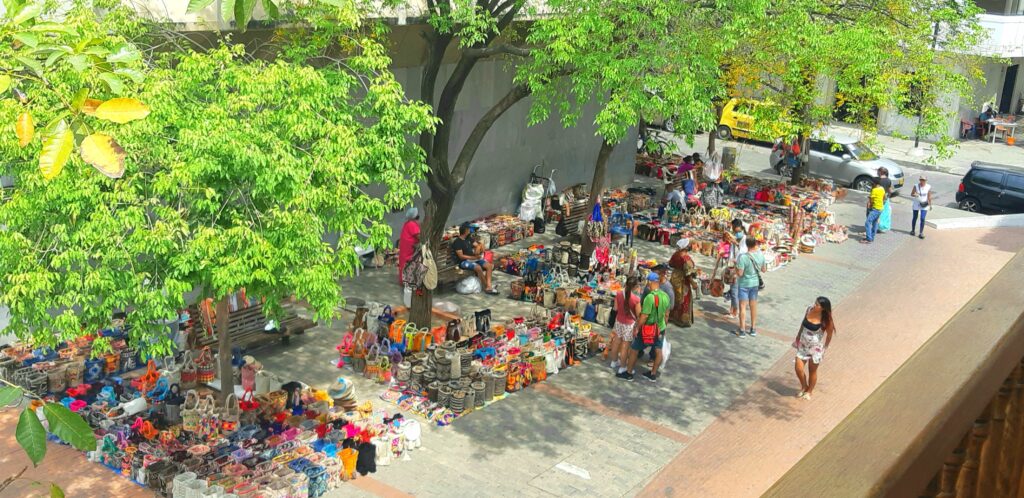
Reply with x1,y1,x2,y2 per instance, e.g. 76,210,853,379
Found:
609,277,641,372
397,207,421,284
861,178,885,244
724,219,747,319
616,272,670,382
735,237,765,337
910,175,932,239
793,296,837,400
877,167,893,233
668,238,696,327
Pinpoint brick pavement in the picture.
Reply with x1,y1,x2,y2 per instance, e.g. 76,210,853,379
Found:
1,182,1021,497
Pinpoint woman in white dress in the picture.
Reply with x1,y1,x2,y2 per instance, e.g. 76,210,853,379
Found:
793,297,837,400
910,176,933,239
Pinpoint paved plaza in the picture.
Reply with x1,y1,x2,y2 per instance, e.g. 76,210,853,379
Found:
2,143,1022,498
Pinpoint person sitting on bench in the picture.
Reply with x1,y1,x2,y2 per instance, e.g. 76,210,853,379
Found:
452,223,499,295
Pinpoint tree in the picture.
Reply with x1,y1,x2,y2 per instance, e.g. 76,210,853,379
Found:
0,0,434,401
405,0,538,325
521,0,760,220
724,0,984,183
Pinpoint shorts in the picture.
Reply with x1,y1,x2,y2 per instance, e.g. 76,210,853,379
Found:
631,329,664,350
737,286,759,302
459,259,486,271
613,321,635,342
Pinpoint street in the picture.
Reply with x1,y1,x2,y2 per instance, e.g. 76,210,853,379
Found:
652,130,966,209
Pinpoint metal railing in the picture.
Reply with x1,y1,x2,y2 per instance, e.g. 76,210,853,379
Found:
765,249,1024,498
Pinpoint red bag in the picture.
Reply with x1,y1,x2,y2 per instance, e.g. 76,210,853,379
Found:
641,295,660,345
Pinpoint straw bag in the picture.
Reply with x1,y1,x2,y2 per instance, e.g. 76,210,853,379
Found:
160,355,181,386
422,245,438,291
220,393,241,433
363,344,381,380
709,257,725,298
180,350,198,389
196,347,215,383
181,390,201,432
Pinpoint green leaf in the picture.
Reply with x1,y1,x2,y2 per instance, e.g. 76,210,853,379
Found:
261,0,279,19
71,88,88,110
67,54,90,72
44,51,64,68
221,0,235,22
11,2,42,25
114,68,144,84
234,0,256,29
0,387,23,406
42,403,96,452
13,32,39,47
106,45,140,64
28,22,77,34
50,484,64,498
15,56,43,77
98,73,124,94
0,75,10,95
187,0,215,12
16,407,46,466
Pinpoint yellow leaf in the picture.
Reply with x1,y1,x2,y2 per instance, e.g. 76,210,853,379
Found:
94,98,150,124
39,120,73,180
16,112,34,147
81,98,102,116
80,133,125,179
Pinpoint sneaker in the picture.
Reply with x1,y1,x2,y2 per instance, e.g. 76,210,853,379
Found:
910,230,916,236
642,371,659,383
615,371,635,381
610,360,620,370
919,234,925,239
735,330,746,338
747,329,758,338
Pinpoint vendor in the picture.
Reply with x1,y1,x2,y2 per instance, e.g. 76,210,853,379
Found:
452,223,499,295
682,176,700,208
980,103,994,138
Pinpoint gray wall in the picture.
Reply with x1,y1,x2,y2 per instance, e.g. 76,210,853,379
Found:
383,28,635,237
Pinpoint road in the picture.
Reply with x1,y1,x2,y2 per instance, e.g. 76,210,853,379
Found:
651,131,965,209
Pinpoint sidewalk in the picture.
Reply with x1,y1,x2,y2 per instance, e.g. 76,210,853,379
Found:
826,123,1024,176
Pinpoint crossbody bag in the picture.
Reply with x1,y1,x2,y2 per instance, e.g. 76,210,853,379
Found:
744,253,765,290
641,295,661,345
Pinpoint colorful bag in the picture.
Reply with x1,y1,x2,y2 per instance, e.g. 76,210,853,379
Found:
180,350,198,389
196,347,215,383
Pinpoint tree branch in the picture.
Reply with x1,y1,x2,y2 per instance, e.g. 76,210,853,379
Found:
450,83,531,186
419,28,454,161
465,43,532,59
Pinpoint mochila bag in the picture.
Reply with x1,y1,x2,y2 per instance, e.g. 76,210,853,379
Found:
196,347,215,383
180,350,198,389
377,306,395,336
475,309,492,334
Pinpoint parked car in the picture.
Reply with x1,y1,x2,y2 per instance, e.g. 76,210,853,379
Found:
716,98,795,141
769,134,905,193
956,162,1024,213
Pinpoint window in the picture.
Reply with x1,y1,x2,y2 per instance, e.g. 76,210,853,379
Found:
971,169,1004,189
810,141,844,156
847,142,878,161
1005,174,1024,194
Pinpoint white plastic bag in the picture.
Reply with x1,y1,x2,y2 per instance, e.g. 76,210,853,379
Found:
455,276,481,295
403,285,413,307
519,198,541,221
523,183,545,201
662,338,671,371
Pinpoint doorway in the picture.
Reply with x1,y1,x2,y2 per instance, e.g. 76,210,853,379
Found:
999,64,1018,114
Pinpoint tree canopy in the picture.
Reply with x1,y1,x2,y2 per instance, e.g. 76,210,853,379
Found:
0,0,434,356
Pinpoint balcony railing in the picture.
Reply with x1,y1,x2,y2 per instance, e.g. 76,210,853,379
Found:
765,249,1024,497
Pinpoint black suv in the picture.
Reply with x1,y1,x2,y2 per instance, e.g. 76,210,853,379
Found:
956,162,1024,213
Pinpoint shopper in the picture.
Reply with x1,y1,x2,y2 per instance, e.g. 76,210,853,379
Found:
877,167,893,233
668,238,696,327
910,175,932,239
609,277,641,371
862,178,885,244
735,237,765,337
793,296,837,400
452,223,498,295
397,207,421,285
616,272,670,382
724,219,747,319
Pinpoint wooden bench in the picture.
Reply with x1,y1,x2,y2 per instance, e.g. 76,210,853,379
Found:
196,301,317,351
435,238,469,286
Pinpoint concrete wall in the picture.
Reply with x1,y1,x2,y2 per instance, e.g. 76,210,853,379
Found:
381,26,635,237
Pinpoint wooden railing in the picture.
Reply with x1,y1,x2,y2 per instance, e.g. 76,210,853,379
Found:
765,250,1024,498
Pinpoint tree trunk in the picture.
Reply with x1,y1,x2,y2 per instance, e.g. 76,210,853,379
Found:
708,104,724,155
580,140,618,267
215,296,233,403
410,186,455,326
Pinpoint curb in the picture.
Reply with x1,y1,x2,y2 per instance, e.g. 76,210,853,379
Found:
889,158,967,177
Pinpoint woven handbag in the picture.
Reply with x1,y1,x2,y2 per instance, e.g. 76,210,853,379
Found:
196,347,215,383
180,350,198,389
